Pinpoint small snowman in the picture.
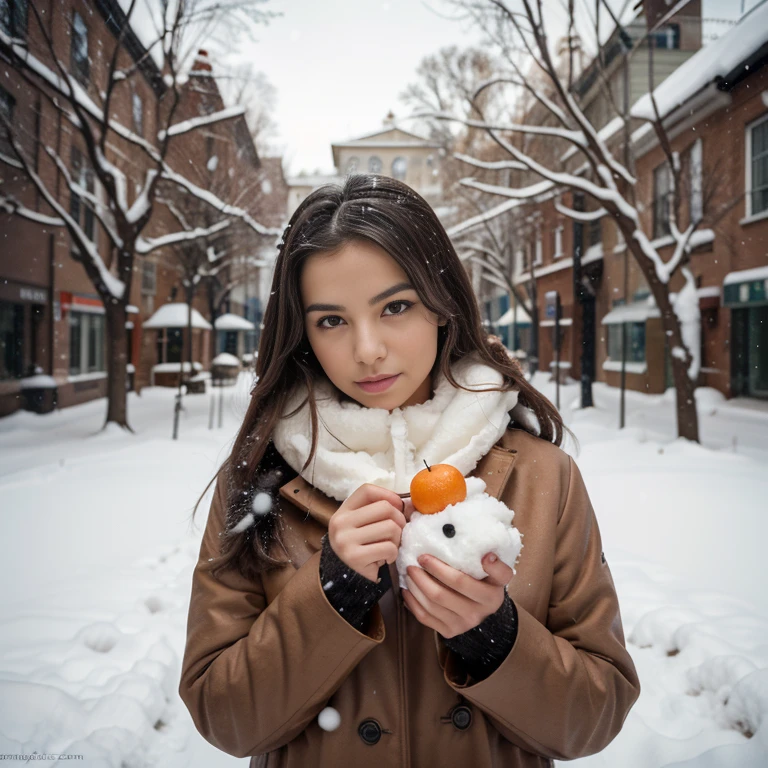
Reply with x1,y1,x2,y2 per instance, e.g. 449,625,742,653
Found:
395,461,523,590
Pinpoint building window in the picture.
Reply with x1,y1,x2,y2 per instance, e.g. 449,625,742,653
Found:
70,11,89,87
157,328,183,364
69,311,105,375
0,0,28,40
141,260,156,295
553,225,563,258
607,322,646,364
69,145,95,243
653,161,672,238
746,113,768,218
651,23,680,50
0,300,24,379
346,156,359,174
534,227,542,265
684,138,703,224
132,91,144,137
368,156,382,173
0,87,14,158
392,156,407,180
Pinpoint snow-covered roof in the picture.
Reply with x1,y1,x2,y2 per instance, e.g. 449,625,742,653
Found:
631,3,768,122
601,299,661,325
214,313,255,331
143,303,212,330
496,304,532,326
332,126,437,146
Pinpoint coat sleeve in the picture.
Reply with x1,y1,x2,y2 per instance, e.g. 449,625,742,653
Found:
440,454,641,761
178,473,386,759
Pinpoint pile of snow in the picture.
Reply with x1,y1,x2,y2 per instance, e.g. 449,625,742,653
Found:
211,353,240,367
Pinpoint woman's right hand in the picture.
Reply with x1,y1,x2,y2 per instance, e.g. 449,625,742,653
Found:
328,484,410,582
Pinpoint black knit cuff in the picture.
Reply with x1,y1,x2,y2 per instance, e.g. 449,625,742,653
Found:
441,591,519,682
318,533,391,632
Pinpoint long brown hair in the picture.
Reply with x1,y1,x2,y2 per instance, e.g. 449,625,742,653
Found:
191,173,566,581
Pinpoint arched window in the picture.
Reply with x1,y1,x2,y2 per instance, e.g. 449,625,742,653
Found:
346,156,359,174
391,156,407,180
368,156,382,173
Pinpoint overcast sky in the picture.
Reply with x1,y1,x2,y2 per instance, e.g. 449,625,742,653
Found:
231,0,751,177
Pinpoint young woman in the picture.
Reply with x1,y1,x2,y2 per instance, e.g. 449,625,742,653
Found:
178,174,640,768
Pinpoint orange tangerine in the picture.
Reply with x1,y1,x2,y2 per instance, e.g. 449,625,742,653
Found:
409,460,467,515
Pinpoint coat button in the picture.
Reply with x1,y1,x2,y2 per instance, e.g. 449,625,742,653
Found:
451,705,472,730
358,718,382,745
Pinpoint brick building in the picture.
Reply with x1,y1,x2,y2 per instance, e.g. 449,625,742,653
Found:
482,4,768,401
0,0,286,416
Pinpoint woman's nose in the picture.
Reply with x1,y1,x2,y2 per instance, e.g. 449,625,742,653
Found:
353,326,386,364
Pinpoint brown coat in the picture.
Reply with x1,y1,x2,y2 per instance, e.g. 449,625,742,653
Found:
179,427,641,767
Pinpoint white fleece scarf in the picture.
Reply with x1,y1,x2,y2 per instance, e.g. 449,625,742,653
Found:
271,350,522,502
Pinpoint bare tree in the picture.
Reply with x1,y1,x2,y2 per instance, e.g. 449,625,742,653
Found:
0,0,279,431
405,0,731,442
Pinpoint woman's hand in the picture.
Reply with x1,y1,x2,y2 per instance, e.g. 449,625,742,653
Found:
328,484,413,582
401,553,515,639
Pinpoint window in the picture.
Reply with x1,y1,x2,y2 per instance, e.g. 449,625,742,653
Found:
534,227,542,265
391,156,407,181
607,322,646,363
69,145,95,243
368,156,382,173
346,156,359,174
0,87,14,158
652,23,680,50
70,11,89,87
0,300,24,379
747,114,768,218
0,0,28,39
69,311,105,375
683,138,703,224
157,328,183,364
553,225,563,258
653,161,672,238
141,260,156,295
131,91,144,137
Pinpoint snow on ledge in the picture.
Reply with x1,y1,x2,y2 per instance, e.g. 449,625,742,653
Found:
723,265,768,286
603,360,648,375
20,375,58,389
152,362,203,373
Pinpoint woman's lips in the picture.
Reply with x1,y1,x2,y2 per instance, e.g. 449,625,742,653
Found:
356,374,401,393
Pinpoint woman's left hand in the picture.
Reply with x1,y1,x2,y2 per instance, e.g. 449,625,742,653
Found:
402,552,515,639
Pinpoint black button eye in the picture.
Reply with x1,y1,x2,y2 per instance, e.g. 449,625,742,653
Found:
442,524,455,538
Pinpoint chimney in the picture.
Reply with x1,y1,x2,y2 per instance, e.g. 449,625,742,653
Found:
192,49,213,73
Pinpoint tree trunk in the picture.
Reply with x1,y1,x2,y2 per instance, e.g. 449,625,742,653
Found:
625,237,701,442
103,302,132,431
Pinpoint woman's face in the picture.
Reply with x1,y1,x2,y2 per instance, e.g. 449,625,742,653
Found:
300,238,445,411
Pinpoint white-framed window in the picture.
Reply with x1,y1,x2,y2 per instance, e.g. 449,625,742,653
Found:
141,260,156,295
746,112,768,219
653,161,672,238
391,156,407,180
553,225,563,258
686,137,703,224
607,322,646,364
69,145,95,244
346,155,359,174
534,226,543,265
368,156,382,173
70,11,89,87
131,90,144,137
69,310,105,375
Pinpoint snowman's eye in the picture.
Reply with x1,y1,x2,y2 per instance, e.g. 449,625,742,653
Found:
442,524,455,538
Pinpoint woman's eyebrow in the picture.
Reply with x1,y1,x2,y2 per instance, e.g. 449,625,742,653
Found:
305,282,414,313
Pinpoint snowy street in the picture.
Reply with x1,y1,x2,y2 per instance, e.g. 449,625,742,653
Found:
0,373,767,766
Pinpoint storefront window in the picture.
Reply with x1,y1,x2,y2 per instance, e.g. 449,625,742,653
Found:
69,311,106,375
608,322,645,364
0,301,24,379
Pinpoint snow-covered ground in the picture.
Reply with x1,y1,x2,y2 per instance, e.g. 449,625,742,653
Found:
0,373,766,766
